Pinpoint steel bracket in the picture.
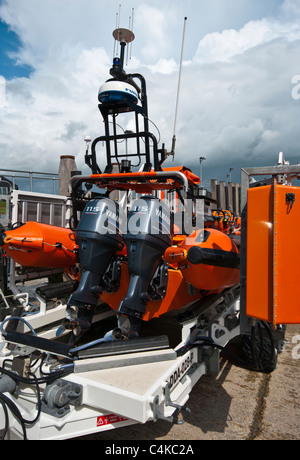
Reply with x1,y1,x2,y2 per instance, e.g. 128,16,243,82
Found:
153,382,191,425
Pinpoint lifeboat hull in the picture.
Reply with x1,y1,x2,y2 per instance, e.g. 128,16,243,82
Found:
0,221,78,268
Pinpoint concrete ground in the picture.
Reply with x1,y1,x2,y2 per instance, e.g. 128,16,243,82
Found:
77,324,300,441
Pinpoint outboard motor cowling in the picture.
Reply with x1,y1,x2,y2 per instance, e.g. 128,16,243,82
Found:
68,198,125,308
118,197,173,331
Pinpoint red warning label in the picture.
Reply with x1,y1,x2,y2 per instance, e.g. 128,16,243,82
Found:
97,414,128,427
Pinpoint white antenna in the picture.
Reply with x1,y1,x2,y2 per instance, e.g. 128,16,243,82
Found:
115,4,122,57
126,15,131,65
113,5,135,64
170,17,187,160
130,8,135,61
113,12,118,57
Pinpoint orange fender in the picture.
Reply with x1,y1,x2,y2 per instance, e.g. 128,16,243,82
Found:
178,228,240,291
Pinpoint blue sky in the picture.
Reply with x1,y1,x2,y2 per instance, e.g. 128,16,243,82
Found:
0,0,299,187
0,18,32,78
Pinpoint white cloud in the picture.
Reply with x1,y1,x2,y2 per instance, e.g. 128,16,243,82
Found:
134,5,166,60
0,76,7,108
194,17,300,64
280,0,300,20
147,58,178,75
0,0,299,185
0,44,110,171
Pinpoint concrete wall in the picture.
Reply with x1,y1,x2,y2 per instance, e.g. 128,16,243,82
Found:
210,179,241,216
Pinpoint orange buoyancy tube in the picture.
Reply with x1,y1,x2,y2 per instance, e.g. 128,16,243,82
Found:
0,221,78,268
176,228,240,291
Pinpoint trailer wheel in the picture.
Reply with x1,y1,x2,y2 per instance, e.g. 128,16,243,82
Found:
241,322,278,373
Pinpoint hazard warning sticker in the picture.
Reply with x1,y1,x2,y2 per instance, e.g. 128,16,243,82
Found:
97,414,128,427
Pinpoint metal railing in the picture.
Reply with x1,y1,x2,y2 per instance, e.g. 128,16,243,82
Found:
0,168,59,194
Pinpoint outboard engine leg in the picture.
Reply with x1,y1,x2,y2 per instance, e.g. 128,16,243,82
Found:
67,198,125,334
118,197,173,336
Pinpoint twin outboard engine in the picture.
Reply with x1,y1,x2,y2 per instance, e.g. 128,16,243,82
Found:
118,196,173,335
67,198,125,331
67,196,172,337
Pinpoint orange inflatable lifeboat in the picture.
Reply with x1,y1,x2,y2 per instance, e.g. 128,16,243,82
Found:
0,221,78,269
165,228,240,291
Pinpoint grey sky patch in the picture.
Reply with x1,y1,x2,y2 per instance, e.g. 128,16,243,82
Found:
60,120,88,141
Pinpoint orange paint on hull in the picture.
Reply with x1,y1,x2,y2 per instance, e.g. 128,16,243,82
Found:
1,221,78,268
100,263,203,321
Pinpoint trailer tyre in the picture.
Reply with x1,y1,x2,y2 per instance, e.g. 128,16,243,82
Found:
241,331,277,373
